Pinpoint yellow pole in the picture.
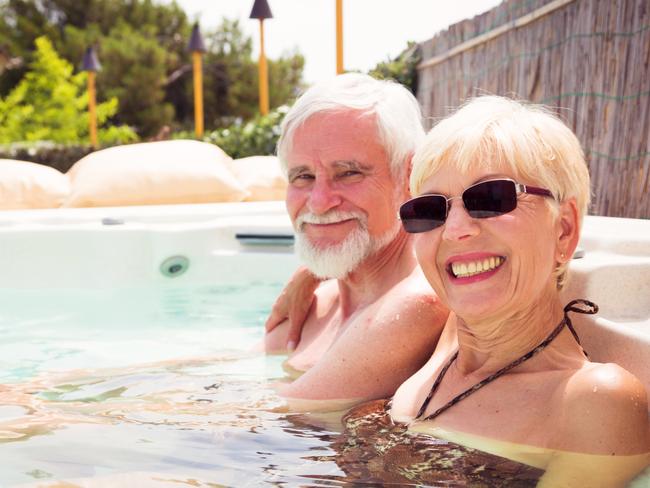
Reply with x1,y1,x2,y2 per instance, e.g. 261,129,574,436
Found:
192,51,204,138
87,71,98,148
336,0,344,74
258,19,269,115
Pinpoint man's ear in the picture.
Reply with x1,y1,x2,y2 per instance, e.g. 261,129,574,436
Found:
556,197,580,264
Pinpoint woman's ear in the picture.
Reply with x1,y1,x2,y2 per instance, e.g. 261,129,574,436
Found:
556,197,580,263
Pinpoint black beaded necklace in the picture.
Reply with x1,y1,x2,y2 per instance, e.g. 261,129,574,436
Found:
414,299,598,423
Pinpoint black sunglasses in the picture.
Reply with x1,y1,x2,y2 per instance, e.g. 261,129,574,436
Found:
399,178,554,233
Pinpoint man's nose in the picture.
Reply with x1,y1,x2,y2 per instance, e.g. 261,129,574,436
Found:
441,199,480,242
308,178,342,214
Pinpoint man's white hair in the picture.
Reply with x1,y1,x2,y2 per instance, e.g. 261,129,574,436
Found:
277,73,424,180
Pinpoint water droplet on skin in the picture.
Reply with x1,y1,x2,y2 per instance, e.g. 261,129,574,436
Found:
593,386,598,393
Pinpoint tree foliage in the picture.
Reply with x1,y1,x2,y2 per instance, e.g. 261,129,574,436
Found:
368,42,421,95
0,0,305,139
0,36,136,144
168,18,304,130
98,21,175,135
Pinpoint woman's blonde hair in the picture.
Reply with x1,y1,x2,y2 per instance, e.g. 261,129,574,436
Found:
410,96,591,288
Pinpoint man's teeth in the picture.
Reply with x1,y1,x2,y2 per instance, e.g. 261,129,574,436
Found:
451,256,504,278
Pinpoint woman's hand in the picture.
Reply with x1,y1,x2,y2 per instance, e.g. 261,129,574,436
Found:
264,266,320,351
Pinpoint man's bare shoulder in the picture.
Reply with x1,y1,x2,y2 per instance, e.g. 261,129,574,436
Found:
371,269,448,333
280,272,450,403
313,278,339,303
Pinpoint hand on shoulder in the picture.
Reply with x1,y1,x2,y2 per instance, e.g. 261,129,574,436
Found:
264,318,291,353
264,266,322,351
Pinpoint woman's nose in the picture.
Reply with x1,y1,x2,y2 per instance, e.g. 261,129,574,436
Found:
441,199,480,241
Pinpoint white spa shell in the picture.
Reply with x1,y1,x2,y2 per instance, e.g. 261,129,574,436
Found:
0,202,648,404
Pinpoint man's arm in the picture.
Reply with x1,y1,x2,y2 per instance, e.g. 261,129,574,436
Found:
264,266,321,352
278,292,449,409
264,319,291,353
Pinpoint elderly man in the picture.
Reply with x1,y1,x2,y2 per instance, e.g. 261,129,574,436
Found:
265,73,448,410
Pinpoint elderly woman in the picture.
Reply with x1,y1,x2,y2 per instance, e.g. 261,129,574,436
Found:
391,96,649,486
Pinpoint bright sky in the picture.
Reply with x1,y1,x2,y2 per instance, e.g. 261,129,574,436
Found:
173,0,503,84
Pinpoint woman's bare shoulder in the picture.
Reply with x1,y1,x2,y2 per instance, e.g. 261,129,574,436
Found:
567,362,648,407
559,362,649,454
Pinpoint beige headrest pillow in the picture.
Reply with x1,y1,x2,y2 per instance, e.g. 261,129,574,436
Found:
0,159,70,210
228,155,287,201
64,140,248,207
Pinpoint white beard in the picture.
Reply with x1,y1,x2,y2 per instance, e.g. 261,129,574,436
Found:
294,210,400,280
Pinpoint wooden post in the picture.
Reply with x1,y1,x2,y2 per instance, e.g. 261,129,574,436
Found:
87,71,98,148
192,51,204,138
258,19,270,115
336,0,344,74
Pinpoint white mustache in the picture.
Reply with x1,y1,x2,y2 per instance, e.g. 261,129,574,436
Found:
295,211,366,229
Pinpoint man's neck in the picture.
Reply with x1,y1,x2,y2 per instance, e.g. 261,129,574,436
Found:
335,230,416,319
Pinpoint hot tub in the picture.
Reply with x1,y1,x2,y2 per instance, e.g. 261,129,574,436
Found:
0,203,647,486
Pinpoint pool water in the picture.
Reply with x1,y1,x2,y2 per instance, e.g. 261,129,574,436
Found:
0,283,283,384
0,282,609,486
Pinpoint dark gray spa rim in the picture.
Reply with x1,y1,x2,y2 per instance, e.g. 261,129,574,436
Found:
573,248,585,259
235,233,295,246
101,217,125,225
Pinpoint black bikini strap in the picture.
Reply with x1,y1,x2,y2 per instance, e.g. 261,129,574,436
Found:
564,299,598,315
413,299,598,423
563,299,597,358
414,351,458,420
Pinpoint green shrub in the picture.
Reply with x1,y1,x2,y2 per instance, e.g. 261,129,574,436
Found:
176,105,288,159
368,42,421,95
0,141,96,172
0,36,138,145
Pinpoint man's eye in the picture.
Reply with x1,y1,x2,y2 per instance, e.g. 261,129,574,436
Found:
338,170,363,179
290,174,314,185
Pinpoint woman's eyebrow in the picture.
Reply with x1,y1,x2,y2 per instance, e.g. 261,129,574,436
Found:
420,173,510,195
472,173,510,185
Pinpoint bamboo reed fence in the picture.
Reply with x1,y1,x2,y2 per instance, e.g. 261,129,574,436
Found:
416,0,650,218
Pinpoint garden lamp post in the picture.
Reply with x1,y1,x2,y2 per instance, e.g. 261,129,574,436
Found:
336,0,344,74
188,23,206,138
249,0,272,115
81,46,101,148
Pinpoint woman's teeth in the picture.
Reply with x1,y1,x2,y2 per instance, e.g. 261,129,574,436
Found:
451,256,504,278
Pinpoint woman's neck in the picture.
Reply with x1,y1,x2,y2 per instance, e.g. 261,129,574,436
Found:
454,287,565,376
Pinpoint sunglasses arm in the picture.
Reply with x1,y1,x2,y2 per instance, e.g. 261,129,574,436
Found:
518,183,554,198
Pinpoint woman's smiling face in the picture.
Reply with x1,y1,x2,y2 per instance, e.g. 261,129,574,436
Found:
414,163,562,323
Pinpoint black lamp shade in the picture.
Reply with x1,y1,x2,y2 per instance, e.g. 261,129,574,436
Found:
81,47,101,72
188,24,206,52
249,0,273,19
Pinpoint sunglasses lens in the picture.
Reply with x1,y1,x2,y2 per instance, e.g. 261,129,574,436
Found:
463,180,517,218
400,195,447,233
